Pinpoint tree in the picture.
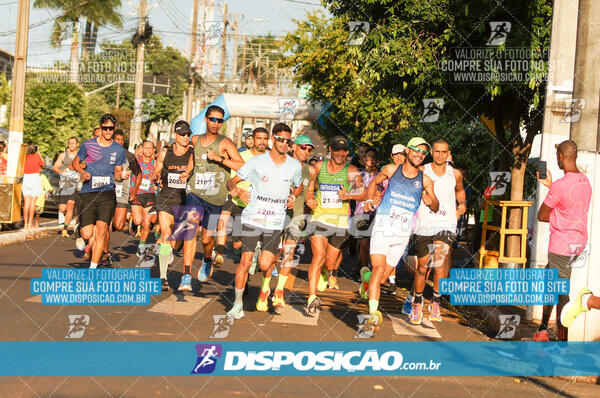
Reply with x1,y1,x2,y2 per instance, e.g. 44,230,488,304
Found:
79,36,189,138
284,0,552,263
33,0,122,82
22,80,107,157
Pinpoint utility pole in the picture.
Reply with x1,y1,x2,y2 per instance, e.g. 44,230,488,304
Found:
257,43,262,89
231,14,239,78
115,81,121,109
186,0,199,121
129,0,147,152
241,36,247,91
7,0,30,179
219,3,228,93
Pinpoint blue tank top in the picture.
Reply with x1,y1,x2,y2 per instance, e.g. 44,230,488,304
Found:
376,166,423,217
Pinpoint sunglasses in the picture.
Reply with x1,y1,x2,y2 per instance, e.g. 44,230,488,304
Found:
299,144,313,152
100,125,115,131
408,145,429,155
207,116,224,124
176,131,191,137
274,136,293,145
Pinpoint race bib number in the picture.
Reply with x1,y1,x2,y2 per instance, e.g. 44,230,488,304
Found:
168,173,186,189
255,200,286,229
115,184,123,198
140,178,151,191
91,176,110,189
389,205,411,227
195,172,216,191
321,190,342,209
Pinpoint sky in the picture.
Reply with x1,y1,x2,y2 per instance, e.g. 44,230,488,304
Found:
0,0,326,66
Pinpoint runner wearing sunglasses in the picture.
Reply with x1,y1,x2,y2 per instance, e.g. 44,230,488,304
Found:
305,135,367,315
360,137,439,333
226,123,302,318
272,135,315,308
149,120,194,291
71,113,125,269
214,127,270,267
185,105,244,286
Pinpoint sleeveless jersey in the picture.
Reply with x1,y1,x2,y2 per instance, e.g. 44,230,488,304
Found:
189,134,229,206
159,146,193,201
415,163,457,236
312,160,351,229
374,166,423,237
58,150,79,195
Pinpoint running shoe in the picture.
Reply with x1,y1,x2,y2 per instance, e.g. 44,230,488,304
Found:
428,301,442,322
410,300,423,325
256,289,270,312
198,257,214,282
328,275,339,290
161,278,169,291
359,267,370,300
272,289,285,308
306,296,321,316
75,237,86,251
61,229,69,238
364,310,383,333
99,252,113,267
179,274,192,291
384,283,397,295
317,269,329,292
533,329,550,342
561,287,592,328
402,296,413,315
227,303,245,319
83,243,92,260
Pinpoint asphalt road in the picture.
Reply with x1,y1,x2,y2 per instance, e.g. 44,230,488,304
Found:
0,231,598,397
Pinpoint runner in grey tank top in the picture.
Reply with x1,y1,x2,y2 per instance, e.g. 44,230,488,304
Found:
52,136,80,237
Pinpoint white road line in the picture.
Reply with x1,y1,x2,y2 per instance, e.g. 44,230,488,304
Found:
147,294,212,316
388,313,442,338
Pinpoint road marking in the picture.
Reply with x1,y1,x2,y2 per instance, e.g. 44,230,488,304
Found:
25,295,42,303
271,305,320,326
147,294,211,316
388,313,442,339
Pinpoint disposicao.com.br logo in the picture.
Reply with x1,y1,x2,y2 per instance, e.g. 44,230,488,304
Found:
191,345,441,375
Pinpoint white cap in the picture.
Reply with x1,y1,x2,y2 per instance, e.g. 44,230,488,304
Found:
392,144,406,155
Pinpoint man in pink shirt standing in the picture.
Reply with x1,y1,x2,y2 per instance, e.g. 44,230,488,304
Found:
535,140,592,341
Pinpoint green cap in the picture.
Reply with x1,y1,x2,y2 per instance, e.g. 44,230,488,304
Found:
406,137,431,150
294,135,315,147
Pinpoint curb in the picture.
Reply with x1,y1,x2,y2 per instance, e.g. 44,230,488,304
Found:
0,226,61,247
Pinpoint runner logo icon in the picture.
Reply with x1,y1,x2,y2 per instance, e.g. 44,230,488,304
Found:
65,315,89,339
191,344,223,374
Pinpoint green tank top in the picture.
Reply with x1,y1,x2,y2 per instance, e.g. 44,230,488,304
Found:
313,160,351,228
189,134,229,205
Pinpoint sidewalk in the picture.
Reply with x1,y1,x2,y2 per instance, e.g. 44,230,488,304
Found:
0,221,61,247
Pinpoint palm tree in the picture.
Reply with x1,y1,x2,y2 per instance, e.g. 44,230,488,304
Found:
34,0,122,82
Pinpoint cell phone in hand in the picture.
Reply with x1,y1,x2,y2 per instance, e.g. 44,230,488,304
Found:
538,161,547,180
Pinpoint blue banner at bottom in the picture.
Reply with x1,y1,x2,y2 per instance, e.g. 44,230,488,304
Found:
1,342,599,377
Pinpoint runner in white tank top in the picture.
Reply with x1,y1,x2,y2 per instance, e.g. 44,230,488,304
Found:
409,138,467,325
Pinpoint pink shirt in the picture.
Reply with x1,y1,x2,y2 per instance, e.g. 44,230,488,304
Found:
543,172,591,256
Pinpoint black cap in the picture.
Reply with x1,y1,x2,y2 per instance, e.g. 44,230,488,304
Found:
174,120,191,135
330,135,349,151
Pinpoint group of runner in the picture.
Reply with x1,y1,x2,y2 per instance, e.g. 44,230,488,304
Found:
62,105,470,335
